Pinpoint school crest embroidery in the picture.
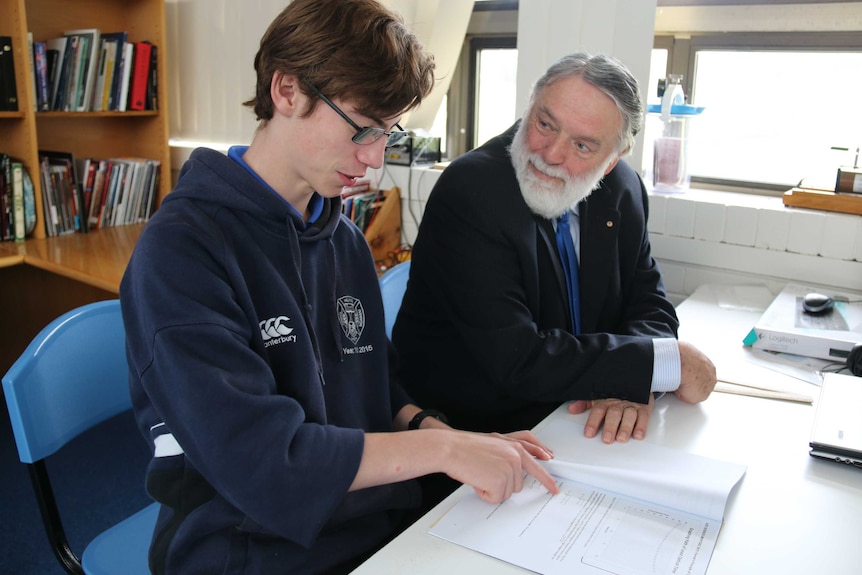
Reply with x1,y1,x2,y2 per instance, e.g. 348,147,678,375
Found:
337,295,365,344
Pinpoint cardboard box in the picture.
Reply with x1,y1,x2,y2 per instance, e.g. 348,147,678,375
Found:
743,283,862,362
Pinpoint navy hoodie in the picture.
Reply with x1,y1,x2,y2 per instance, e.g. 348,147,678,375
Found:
120,147,420,574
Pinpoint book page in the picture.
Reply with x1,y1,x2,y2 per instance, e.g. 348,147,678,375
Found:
429,418,746,575
534,418,747,520
431,475,721,575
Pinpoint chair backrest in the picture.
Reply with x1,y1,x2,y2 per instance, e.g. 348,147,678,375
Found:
379,260,411,339
3,299,130,464
3,299,153,575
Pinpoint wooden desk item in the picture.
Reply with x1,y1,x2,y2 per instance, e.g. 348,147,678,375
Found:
363,187,402,265
0,224,144,373
783,187,862,215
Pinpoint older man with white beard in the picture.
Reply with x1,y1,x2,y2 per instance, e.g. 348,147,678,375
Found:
393,53,716,470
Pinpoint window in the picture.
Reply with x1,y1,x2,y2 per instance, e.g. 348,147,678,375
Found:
655,32,862,192
467,37,518,151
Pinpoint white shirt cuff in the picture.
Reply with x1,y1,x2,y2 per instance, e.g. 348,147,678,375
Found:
651,337,681,393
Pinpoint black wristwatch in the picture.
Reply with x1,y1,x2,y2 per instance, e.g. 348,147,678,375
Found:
408,408,449,430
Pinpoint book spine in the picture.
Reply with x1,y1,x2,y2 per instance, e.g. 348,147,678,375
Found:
34,41,50,111
128,41,152,111
1,154,12,240
147,44,158,110
91,40,108,112
27,33,37,112
60,35,80,111
117,42,135,111
100,42,116,111
12,162,25,241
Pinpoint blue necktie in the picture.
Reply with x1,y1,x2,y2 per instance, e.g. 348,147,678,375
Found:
555,211,581,334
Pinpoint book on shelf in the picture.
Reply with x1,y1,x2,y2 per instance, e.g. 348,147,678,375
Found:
128,41,153,111
101,31,128,110
64,28,101,112
32,41,50,111
52,34,79,111
0,36,18,111
21,168,35,238
146,43,158,110
45,36,69,110
116,41,135,111
743,283,862,362
11,161,25,241
90,31,126,111
64,34,85,111
26,33,37,113
0,154,11,239
430,416,747,575
90,37,112,111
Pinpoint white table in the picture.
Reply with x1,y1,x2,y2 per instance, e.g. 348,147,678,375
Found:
352,285,862,575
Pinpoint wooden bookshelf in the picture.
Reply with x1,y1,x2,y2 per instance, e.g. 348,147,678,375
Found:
0,0,170,240
0,0,169,372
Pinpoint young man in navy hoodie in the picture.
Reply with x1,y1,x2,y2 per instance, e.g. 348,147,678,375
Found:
120,1,558,573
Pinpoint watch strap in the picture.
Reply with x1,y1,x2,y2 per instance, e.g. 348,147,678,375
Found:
408,408,449,430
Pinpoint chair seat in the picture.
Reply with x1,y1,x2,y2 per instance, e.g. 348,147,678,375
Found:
81,503,159,575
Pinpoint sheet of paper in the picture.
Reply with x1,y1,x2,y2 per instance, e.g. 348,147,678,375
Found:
429,419,746,575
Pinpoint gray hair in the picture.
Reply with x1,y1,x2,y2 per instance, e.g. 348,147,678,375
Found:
531,52,643,154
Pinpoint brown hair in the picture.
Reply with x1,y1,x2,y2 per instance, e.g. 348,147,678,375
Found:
244,0,436,124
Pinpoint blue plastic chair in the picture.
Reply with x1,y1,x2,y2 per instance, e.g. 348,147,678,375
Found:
2,300,159,575
379,260,411,338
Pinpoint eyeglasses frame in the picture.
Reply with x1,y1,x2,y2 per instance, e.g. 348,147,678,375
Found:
302,80,409,147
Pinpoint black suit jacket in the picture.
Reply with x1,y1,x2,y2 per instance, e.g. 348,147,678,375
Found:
393,123,679,432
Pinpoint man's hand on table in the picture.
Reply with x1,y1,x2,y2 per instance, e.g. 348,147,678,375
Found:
567,393,655,444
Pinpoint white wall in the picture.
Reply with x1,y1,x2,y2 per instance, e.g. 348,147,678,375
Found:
515,0,657,169
165,0,474,148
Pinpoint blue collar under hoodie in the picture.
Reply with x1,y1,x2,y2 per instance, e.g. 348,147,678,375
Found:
120,147,419,575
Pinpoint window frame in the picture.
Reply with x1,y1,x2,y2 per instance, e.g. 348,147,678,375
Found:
658,31,862,194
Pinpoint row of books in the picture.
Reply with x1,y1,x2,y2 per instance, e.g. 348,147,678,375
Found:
342,180,388,233
38,150,160,236
0,155,36,241
33,29,157,112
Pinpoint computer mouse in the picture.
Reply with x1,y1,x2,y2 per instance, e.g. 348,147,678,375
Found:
802,292,834,314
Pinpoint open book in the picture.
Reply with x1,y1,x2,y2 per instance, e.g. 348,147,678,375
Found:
430,417,746,575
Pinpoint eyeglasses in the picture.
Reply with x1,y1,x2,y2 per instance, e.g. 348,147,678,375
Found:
303,80,410,147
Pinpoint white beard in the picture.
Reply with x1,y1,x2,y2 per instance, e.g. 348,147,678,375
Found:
509,121,615,220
